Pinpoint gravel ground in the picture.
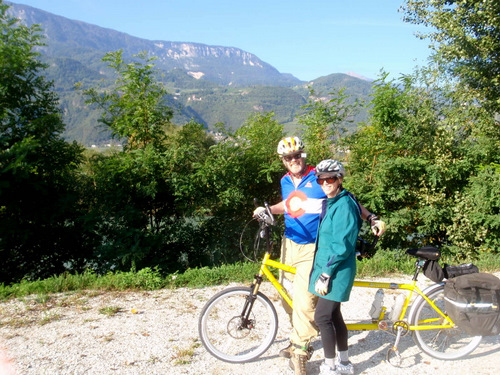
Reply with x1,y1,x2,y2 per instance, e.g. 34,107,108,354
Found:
1,274,500,375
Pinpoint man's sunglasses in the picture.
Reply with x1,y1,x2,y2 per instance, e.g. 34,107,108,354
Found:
317,176,338,185
283,153,302,162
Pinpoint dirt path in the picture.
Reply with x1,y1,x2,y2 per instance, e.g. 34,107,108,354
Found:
1,275,499,375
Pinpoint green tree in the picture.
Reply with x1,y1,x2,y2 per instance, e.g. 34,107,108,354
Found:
79,50,177,272
82,146,175,273
347,69,499,257
81,48,290,273
347,74,463,250
298,88,360,166
398,0,500,257
449,164,500,258
402,0,500,111
80,49,231,273
0,1,87,283
83,51,219,272
81,50,174,150
402,0,500,166
186,113,284,265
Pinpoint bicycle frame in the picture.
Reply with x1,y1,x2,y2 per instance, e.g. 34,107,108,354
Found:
252,250,455,333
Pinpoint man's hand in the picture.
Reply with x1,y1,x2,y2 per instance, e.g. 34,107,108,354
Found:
315,273,331,296
253,206,266,217
253,206,272,224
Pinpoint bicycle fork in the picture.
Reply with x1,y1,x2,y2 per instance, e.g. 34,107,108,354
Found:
237,275,264,330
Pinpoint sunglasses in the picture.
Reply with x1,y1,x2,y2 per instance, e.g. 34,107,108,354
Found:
317,176,338,185
283,153,302,162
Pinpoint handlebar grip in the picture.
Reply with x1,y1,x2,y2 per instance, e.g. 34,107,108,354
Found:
264,202,275,226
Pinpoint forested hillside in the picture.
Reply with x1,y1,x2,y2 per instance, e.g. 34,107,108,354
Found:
1,0,498,285
7,1,373,146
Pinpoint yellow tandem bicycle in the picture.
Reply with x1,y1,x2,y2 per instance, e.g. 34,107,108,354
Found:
198,204,482,364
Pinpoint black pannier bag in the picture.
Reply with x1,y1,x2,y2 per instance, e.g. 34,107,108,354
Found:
444,273,500,336
443,263,479,279
423,260,479,283
423,260,445,283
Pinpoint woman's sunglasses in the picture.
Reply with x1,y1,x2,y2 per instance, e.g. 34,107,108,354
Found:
317,176,338,185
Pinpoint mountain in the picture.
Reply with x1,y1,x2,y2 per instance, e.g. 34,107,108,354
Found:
7,2,302,87
6,2,374,146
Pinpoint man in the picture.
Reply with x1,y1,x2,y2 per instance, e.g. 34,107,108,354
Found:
254,136,385,375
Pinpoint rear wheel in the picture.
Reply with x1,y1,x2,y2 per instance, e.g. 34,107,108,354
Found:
409,284,482,360
198,287,278,363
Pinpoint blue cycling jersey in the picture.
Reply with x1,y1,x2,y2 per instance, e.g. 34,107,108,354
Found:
281,166,325,244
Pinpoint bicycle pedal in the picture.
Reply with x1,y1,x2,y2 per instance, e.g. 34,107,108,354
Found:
386,346,402,367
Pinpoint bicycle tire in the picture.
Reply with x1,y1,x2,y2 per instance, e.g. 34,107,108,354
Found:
198,286,278,363
408,283,482,360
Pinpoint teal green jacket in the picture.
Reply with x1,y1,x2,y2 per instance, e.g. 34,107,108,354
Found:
308,189,362,302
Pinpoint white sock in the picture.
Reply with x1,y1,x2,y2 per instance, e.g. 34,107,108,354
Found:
338,350,349,363
325,357,335,368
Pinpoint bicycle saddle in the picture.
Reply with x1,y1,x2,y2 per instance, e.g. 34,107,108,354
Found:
406,246,441,260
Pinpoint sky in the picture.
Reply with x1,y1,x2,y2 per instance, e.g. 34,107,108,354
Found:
12,0,432,82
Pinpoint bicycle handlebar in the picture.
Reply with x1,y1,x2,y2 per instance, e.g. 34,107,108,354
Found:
253,198,275,226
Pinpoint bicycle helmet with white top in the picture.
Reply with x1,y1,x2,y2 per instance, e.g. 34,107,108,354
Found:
315,159,345,177
277,136,304,156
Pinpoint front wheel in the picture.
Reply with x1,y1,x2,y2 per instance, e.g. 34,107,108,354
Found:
409,283,482,360
198,286,278,363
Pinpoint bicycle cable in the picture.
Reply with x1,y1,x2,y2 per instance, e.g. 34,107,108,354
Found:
239,217,261,263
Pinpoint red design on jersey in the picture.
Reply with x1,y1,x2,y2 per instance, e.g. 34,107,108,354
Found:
285,190,307,218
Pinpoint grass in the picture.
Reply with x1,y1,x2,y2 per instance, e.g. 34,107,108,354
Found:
0,252,499,301
171,340,201,365
98,306,122,316
39,312,63,325
0,262,262,301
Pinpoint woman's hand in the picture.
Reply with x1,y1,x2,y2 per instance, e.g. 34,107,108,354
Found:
315,273,331,296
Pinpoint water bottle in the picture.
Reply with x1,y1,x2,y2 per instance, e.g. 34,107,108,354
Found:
390,293,406,322
369,289,384,320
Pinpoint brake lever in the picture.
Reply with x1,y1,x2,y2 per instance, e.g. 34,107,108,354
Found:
264,201,275,226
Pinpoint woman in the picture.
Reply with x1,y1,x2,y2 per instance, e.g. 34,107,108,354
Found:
308,159,362,375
